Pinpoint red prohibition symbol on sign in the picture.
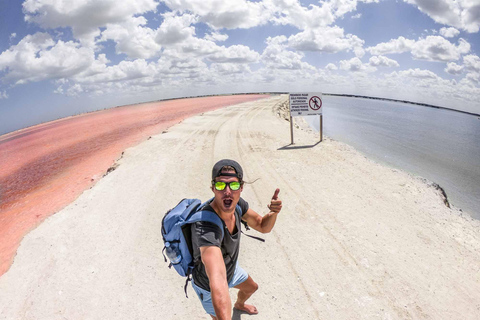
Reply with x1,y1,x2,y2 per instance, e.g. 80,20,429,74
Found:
309,96,322,110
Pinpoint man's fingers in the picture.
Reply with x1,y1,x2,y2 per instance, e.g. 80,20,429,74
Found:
272,188,280,200
268,203,282,213
268,189,281,213
269,198,282,213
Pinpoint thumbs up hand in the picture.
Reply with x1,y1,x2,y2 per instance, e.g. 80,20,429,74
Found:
267,188,282,214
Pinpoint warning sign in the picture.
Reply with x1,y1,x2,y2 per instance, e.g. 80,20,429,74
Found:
289,93,322,116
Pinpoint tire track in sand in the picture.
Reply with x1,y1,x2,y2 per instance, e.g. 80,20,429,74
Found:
233,97,323,319
206,95,324,318
232,96,421,319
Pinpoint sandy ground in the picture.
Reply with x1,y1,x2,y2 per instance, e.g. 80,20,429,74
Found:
0,94,268,276
0,95,479,319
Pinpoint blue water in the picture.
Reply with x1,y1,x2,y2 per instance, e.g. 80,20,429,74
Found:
306,96,480,219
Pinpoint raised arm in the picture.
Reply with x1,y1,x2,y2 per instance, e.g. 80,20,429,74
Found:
242,189,282,234
200,246,231,320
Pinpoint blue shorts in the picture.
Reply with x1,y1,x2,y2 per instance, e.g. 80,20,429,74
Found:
191,263,248,316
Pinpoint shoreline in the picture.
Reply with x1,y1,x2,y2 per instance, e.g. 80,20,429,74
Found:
275,99,457,214
282,98,479,220
3,92,478,138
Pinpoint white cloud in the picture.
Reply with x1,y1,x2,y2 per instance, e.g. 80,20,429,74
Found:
398,68,439,79
61,58,161,96
210,63,251,75
0,91,8,99
270,0,379,30
102,59,155,81
462,1,480,32
339,57,360,71
1,0,477,115
367,36,415,55
164,56,208,72
380,68,480,110
339,57,375,72
155,13,197,45
100,16,161,59
354,46,365,58
368,36,471,62
411,36,470,61
288,26,364,54
461,54,480,86
269,0,335,29
164,0,380,34
178,37,220,55
205,32,229,42
445,62,464,75
403,0,480,33
463,54,480,72
0,33,94,85
149,12,222,57
77,53,110,78
22,0,158,45
465,72,480,85
325,63,338,70
65,83,84,96
385,69,445,97
208,45,260,63
351,13,362,19
439,27,460,38
369,55,400,67
142,54,209,86
261,36,315,70
163,0,271,29
9,33,17,41
56,40,261,95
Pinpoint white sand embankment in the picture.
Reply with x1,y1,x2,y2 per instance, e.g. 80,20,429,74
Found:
0,95,479,319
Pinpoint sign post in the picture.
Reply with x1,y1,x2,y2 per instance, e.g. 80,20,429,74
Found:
289,93,323,144
290,113,294,145
319,114,323,142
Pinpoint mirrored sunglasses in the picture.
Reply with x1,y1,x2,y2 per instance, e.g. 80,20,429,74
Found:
214,181,242,191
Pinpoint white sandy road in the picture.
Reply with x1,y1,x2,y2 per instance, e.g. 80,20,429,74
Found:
1,95,480,319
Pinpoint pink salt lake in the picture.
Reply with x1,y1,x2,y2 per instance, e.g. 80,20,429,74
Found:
0,95,269,276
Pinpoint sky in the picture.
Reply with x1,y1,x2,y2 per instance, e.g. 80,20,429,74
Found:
1,0,480,135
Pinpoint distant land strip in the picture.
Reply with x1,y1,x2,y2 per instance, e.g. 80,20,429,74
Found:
2,92,478,137
250,92,479,117
170,92,479,118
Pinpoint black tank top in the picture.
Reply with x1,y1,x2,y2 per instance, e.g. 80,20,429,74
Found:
190,197,249,291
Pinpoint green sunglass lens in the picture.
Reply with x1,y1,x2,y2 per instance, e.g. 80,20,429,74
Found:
230,182,241,190
215,182,226,190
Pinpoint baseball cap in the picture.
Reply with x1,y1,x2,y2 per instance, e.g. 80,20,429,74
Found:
212,159,243,181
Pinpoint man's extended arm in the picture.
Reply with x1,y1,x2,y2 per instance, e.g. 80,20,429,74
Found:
242,189,282,234
200,246,231,320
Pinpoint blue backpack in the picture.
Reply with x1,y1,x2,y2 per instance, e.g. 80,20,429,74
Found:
161,198,226,296
162,198,264,297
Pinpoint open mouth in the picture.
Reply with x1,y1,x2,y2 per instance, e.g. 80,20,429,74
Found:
223,199,233,208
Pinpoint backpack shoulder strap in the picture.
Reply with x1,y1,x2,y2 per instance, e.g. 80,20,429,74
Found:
187,209,225,239
236,203,266,243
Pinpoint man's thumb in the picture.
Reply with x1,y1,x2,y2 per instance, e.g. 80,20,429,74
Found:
272,188,280,200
